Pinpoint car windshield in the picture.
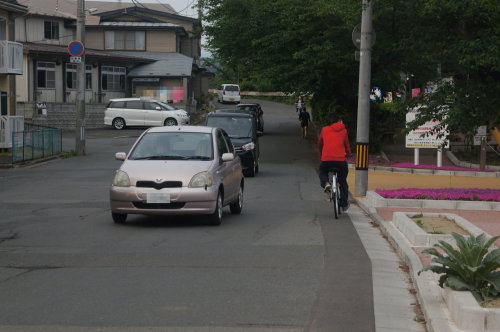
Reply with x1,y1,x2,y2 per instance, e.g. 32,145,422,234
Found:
207,117,253,138
129,132,213,160
236,106,258,116
156,101,177,110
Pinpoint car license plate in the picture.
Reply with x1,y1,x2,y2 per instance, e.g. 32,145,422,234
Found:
229,98,234,101
147,192,170,203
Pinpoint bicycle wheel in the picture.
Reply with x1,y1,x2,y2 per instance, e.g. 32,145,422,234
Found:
336,182,342,216
332,190,339,219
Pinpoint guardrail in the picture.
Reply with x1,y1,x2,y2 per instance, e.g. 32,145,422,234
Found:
11,124,62,163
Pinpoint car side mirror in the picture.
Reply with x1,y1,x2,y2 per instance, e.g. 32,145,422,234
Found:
115,152,127,161
257,131,263,137
221,153,234,162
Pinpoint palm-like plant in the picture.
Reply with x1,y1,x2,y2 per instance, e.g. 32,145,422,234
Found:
419,232,500,302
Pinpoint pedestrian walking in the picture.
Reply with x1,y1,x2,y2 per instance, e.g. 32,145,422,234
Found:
299,107,311,138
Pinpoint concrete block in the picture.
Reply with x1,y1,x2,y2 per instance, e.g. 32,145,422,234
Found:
443,287,485,332
413,168,434,174
456,201,493,210
422,200,457,209
486,308,500,332
434,170,455,176
387,198,423,208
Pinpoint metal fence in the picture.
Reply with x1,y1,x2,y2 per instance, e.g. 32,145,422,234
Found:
12,124,62,163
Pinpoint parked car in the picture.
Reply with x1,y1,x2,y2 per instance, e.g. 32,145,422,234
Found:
217,84,241,104
236,103,264,132
109,126,244,225
104,98,190,130
206,112,261,177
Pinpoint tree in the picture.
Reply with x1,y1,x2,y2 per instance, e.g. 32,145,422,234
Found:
199,0,500,143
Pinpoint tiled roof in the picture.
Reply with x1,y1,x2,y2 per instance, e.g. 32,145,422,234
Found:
114,51,194,77
19,0,180,19
23,42,154,62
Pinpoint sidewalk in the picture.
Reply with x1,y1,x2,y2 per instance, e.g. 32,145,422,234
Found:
348,166,500,332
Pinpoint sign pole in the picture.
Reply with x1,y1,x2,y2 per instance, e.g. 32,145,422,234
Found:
75,0,86,156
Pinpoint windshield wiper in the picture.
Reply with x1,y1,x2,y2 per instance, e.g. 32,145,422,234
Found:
185,156,212,160
132,155,188,160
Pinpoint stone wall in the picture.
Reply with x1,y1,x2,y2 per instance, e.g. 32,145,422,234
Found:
17,102,107,129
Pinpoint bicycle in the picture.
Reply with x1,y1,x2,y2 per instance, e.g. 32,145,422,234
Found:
327,170,342,219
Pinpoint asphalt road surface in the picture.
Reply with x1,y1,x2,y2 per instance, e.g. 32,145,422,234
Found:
0,99,374,331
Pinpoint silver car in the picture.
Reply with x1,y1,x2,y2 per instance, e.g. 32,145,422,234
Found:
110,126,244,225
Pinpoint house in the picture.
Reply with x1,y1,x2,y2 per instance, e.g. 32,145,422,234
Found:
14,0,212,115
0,0,27,116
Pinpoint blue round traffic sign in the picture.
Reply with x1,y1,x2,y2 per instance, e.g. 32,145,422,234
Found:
68,41,84,56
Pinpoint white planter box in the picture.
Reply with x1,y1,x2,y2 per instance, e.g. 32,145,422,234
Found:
393,212,492,247
441,286,500,332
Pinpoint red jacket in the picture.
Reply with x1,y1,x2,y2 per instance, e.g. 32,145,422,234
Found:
318,123,351,161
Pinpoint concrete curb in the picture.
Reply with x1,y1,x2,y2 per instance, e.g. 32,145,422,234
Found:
355,197,460,332
347,164,500,178
366,191,500,211
446,150,500,171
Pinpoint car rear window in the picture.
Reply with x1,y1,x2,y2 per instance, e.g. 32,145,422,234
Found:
224,85,239,92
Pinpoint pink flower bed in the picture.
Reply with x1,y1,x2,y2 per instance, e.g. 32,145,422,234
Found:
375,188,500,202
390,162,494,172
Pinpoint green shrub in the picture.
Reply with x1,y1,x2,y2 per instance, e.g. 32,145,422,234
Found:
418,232,500,302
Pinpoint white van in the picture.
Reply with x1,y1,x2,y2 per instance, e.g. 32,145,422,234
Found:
104,98,190,130
217,84,241,104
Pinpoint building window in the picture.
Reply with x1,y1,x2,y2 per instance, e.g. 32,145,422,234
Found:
37,62,56,89
105,31,145,50
101,66,126,91
66,64,92,90
44,21,59,40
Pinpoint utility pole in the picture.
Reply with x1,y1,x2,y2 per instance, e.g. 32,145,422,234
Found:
354,0,374,197
75,0,86,155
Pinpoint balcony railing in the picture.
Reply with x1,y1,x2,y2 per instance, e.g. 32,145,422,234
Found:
0,41,23,75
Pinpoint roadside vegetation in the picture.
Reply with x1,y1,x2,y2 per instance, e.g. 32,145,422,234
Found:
199,0,500,153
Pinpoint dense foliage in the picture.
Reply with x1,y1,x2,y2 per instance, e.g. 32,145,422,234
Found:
419,232,500,302
199,0,500,145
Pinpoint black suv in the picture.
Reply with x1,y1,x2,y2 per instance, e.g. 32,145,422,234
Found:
206,112,261,176
236,103,264,132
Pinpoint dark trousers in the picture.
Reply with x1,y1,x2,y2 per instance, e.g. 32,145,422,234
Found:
319,160,349,207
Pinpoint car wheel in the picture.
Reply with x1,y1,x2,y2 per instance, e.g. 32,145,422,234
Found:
164,118,178,126
112,212,127,224
112,118,126,130
208,190,223,226
230,183,243,214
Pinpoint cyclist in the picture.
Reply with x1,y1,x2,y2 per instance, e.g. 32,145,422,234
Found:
317,114,352,211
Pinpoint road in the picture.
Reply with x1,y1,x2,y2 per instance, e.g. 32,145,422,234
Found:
0,99,374,331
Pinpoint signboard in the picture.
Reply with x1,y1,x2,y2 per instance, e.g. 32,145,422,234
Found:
405,108,449,148
473,126,487,146
68,41,84,57
70,56,82,63
36,102,47,116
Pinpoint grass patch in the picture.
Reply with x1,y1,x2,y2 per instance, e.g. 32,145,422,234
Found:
61,150,76,159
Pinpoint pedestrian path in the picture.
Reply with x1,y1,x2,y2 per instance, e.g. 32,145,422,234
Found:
348,204,426,332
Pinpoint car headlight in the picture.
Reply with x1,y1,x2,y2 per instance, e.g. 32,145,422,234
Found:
242,142,255,151
113,170,131,187
189,171,214,188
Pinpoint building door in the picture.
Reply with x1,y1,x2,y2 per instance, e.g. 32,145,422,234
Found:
0,91,7,115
